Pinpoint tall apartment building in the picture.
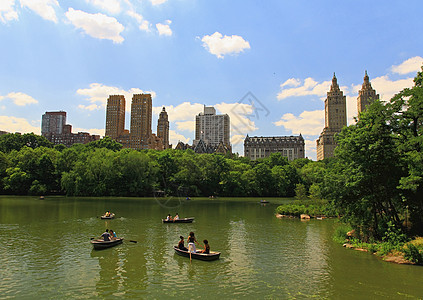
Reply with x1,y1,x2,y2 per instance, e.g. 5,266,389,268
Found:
194,106,230,148
357,71,379,115
130,94,152,150
41,111,66,136
157,107,170,149
244,135,305,161
41,111,99,146
105,95,126,139
316,73,347,160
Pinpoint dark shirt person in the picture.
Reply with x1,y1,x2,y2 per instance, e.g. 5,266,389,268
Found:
101,229,111,241
198,239,210,254
178,236,188,251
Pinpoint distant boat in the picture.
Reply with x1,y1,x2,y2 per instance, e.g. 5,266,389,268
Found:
101,213,115,219
162,217,194,223
173,246,220,261
260,200,269,204
186,197,191,201
91,238,123,250
39,196,45,200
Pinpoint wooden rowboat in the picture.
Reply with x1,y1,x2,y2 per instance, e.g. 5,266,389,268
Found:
91,238,123,250
173,246,220,261
101,213,115,219
162,217,194,223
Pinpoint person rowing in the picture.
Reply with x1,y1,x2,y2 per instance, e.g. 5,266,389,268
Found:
187,231,199,253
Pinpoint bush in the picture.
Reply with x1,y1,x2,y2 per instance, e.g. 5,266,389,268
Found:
403,244,423,264
333,224,352,244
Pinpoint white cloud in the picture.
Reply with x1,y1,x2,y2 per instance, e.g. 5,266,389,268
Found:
0,0,18,23
0,116,40,134
152,102,204,122
1,92,38,106
277,78,332,100
304,139,316,160
169,129,190,146
156,20,172,36
20,0,59,23
65,8,124,43
175,120,195,132
372,75,414,101
274,110,324,136
86,0,121,14
76,83,156,112
127,10,150,31
150,0,167,5
281,78,301,88
391,56,423,75
201,32,250,59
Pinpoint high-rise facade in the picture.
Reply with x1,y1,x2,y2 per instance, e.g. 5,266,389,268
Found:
105,95,125,139
357,71,379,115
130,94,152,150
316,73,347,160
194,106,230,148
41,111,66,136
244,134,305,161
41,111,99,146
157,107,170,149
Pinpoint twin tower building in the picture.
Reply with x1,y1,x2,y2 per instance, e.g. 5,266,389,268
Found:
105,94,170,150
316,71,379,160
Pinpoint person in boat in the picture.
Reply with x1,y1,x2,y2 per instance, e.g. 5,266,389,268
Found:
105,211,110,217
198,239,210,254
178,235,188,251
166,214,172,221
109,229,117,240
174,213,179,221
187,231,199,253
101,229,111,241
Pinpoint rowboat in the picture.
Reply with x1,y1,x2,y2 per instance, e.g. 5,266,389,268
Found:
101,213,115,219
162,217,194,223
260,200,269,204
91,238,123,250
173,246,220,261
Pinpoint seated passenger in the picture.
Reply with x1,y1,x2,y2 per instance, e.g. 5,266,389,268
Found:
166,214,172,221
174,213,179,221
101,229,111,241
178,236,188,251
198,239,210,254
109,229,117,239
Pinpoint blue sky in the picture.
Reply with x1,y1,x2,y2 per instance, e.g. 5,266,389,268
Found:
0,0,422,159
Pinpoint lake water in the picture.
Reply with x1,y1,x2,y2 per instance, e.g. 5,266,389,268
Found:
0,196,422,299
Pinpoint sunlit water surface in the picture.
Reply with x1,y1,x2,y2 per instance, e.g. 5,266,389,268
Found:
0,196,422,299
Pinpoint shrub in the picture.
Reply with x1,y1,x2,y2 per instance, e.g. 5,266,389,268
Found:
403,244,423,264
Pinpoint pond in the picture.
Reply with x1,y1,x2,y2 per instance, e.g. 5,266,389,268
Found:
0,196,422,299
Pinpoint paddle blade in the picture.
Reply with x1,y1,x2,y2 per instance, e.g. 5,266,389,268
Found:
129,240,137,243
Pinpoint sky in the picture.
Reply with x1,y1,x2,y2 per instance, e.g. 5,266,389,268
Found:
0,0,422,160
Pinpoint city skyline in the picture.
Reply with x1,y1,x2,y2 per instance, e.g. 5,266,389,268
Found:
1,1,423,159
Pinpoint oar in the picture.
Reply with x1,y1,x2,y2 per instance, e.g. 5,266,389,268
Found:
129,240,137,243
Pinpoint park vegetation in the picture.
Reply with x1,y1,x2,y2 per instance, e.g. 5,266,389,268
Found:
1,67,423,260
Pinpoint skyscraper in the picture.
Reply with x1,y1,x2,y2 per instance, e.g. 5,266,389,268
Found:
41,111,66,136
316,73,347,160
357,70,379,115
157,106,170,149
105,95,126,139
130,93,152,149
194,105,230,148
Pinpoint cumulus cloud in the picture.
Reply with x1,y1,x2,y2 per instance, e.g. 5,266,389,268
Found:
127,10,150,31
86,0,121,14
274,110,324,136
20,0,59,23
0,0,18,23
150,0,167,5
169,129,190,146
0,116,40,134
201,32,250,59
1,92,38,106
175,120,195,132
277,78,332,100
152,102,204,122
156,20,172,36
65,8,124,43
391,56,423,75
76,83,156,112
372,75,414,101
